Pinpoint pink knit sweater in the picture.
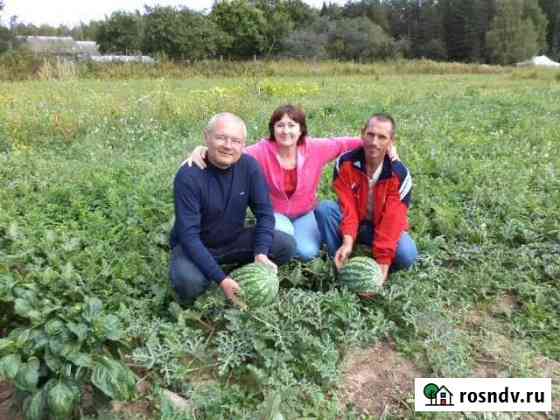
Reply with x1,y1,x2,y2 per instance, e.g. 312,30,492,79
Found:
246,136,362,218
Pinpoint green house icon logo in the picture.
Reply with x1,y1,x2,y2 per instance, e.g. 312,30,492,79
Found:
423,383,454,406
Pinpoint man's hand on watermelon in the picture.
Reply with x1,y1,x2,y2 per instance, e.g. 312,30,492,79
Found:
220,276,241,303
379,264,389,282
335,235,354,270
358,263,389,300
254,253,278,273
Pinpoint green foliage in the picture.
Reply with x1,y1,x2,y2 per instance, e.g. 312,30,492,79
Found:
211,0,269,58
96,11,143,55
142,6,225,61
2,0,559,64
523,0,549,53
325,16,396,61
486,0,540,65
0,239,139,416
0,25,12,54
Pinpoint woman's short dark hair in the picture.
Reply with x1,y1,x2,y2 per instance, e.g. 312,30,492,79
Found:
268,104,308,145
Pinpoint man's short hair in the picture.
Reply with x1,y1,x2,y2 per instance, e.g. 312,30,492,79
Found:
205,112,247,139
365,112,396,138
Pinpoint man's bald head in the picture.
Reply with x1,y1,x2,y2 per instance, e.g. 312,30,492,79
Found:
204,113,247,169
205,113,247,139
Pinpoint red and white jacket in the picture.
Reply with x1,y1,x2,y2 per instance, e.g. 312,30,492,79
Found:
333,148,412,265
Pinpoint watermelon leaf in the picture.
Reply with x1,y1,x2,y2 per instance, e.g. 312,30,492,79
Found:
91,356,137,400
15,357,40,392
0,353,22,379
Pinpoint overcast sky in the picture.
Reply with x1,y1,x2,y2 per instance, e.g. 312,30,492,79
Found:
2,0,347,26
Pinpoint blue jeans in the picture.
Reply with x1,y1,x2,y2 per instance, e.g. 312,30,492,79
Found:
170,228,296,304
274,211,321,261
314,200,418,271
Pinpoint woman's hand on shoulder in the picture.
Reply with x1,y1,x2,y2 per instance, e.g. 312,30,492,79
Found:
388,144,399,161
181,145,208,169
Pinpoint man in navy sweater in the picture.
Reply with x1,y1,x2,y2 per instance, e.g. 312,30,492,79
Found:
170,113,296,304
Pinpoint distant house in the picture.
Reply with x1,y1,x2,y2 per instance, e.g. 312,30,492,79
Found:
434,386,453,406
15,36,155,64
516,55,560,68
16,36,100,57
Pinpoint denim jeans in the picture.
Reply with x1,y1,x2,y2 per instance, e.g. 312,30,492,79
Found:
169,228,296,304
274,211,322,261
314,200,418,271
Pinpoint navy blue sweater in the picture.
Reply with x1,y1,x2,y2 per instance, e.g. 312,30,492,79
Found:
170,154,274,283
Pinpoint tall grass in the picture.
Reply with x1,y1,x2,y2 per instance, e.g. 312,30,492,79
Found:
0,52,526,82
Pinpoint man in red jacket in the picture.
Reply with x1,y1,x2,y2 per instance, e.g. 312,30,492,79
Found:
315,113,417,284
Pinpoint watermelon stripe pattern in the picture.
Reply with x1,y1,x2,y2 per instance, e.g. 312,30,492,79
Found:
337,256,384,294
230,263,279,308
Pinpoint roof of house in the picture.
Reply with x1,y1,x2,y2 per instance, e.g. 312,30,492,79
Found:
16,36,99,55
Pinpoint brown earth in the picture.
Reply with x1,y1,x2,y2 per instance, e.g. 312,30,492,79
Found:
463,293,560,418
0,381,22,420
339,340,426,417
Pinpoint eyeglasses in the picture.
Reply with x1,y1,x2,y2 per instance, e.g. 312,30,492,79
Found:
214,135,243,146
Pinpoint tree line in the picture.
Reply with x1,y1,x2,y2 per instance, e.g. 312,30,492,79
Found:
1,0,559,65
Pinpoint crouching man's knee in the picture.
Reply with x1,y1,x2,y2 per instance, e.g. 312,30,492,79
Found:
392,233,418,271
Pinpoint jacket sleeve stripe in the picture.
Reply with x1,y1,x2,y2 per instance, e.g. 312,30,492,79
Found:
334,156,341,179
399,171,412,201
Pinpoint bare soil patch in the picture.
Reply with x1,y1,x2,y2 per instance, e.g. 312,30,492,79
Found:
0,381,22,420
339,340,426,417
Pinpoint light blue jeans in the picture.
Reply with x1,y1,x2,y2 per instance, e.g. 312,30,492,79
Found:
274,211,321,261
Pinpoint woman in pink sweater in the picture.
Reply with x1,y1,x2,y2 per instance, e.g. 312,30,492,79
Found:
187,104,363,261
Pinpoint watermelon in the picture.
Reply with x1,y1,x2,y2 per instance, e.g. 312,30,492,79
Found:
337,256,384,294
229,263,279,308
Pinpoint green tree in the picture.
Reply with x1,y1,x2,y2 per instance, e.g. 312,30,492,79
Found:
0,25,11,53
142,6,225,60
326,16,395,61
523,0,548,53
414,0,447,60
251,0,317,28
342,0,390,33
250,0,294,55
96,11,143,54
538,0,560,58
486,0,539,64
211,0,268,58
320,2,343,19
443,0,478,61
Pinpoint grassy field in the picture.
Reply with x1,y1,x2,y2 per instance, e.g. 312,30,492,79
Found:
1,67,559,419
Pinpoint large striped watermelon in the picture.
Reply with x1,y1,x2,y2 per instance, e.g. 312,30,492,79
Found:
337,256,384,294
229,263,279,308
